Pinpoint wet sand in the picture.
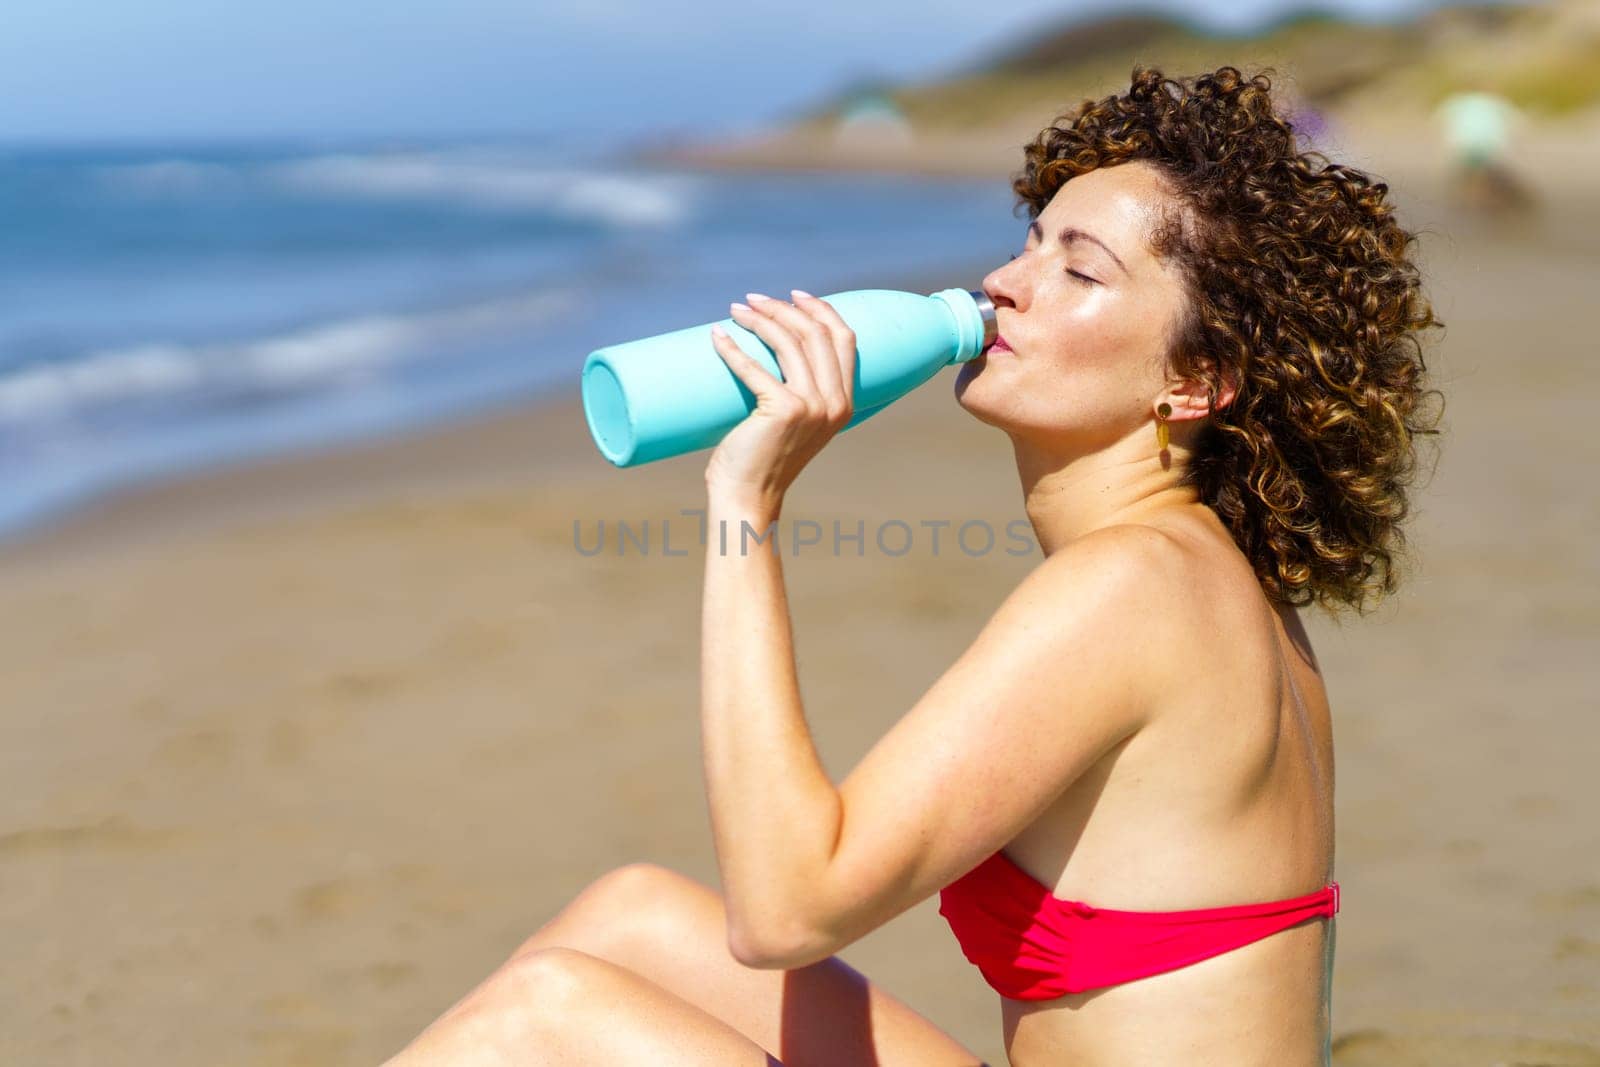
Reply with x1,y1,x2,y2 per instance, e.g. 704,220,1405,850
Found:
2,126,1597,1065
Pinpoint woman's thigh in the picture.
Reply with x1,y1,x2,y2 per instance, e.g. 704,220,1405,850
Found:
511,862,987,1067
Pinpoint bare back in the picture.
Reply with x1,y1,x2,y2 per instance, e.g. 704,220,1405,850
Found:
1001,507,1337,1067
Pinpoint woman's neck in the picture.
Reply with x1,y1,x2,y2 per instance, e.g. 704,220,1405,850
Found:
1014,435,1205,557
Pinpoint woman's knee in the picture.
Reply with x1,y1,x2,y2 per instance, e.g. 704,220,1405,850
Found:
511,862,707,962
420,948,597,1056
498,947,602,1008
483,953,614,1049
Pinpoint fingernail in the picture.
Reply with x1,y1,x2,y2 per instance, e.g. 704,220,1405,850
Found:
745,292,771,303
791,289,813,299
710,324,728,336
730,301,751,312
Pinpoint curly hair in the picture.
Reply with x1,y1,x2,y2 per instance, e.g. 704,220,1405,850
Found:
1012,65,1445,616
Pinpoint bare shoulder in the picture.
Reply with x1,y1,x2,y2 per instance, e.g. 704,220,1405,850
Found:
1029,522,1205,618
1078,519,1265,605
1026,521,1237,679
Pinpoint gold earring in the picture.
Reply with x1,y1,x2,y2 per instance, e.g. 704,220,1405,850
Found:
1156,403,1171,452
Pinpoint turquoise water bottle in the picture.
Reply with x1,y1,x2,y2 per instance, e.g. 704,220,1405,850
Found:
582,287,996,467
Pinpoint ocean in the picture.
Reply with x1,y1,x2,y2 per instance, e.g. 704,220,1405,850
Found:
0,137,1020,538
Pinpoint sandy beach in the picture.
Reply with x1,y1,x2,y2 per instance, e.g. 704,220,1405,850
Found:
3,129,1598,1066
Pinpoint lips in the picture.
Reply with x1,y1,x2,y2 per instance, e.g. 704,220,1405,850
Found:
986,335,1012,354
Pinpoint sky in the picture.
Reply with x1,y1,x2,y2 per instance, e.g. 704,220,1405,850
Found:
0,0,1519,145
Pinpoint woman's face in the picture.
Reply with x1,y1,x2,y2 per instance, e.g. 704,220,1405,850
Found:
955,161,1193,454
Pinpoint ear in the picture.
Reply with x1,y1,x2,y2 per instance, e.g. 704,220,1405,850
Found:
1164,363,1238,420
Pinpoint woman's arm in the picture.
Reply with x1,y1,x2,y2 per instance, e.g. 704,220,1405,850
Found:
697,290,859,965
700,486,842,966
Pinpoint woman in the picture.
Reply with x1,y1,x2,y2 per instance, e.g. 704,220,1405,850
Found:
387,66,1442,1066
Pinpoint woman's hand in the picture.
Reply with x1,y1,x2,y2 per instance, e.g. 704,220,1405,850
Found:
704,289,857,511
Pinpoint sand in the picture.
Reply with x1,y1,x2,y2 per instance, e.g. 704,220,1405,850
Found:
2,126,1597,1066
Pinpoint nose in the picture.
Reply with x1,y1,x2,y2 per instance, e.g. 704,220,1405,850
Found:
982,255,1020,313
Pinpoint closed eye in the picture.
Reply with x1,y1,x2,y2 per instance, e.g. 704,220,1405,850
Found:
1010,253,1098,286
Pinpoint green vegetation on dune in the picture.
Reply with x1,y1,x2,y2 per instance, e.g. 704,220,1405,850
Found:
1495,44,1600,115
800,0,1599,135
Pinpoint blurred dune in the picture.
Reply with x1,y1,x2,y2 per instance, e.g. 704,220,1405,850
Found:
636,0,1600,181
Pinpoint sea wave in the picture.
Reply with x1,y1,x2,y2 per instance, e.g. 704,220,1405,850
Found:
0,286,573,424
93,149,699,227
92,159,239,193
272,153,698,225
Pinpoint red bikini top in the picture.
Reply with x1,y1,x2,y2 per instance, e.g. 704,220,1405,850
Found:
938,848,1340,1000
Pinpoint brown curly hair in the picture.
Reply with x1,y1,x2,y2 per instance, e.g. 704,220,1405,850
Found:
1012,65,1445,616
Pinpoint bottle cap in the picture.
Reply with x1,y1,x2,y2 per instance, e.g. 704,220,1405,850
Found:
929,288,998,364
968,289,998,349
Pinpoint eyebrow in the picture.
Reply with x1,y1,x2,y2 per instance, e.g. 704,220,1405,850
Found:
1028,220,1129,276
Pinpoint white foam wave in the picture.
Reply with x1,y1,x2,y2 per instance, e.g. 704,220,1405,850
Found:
92,149,698,228
0,345,203,420
270,152,697,226
93,159,237,193
0,288,572,424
